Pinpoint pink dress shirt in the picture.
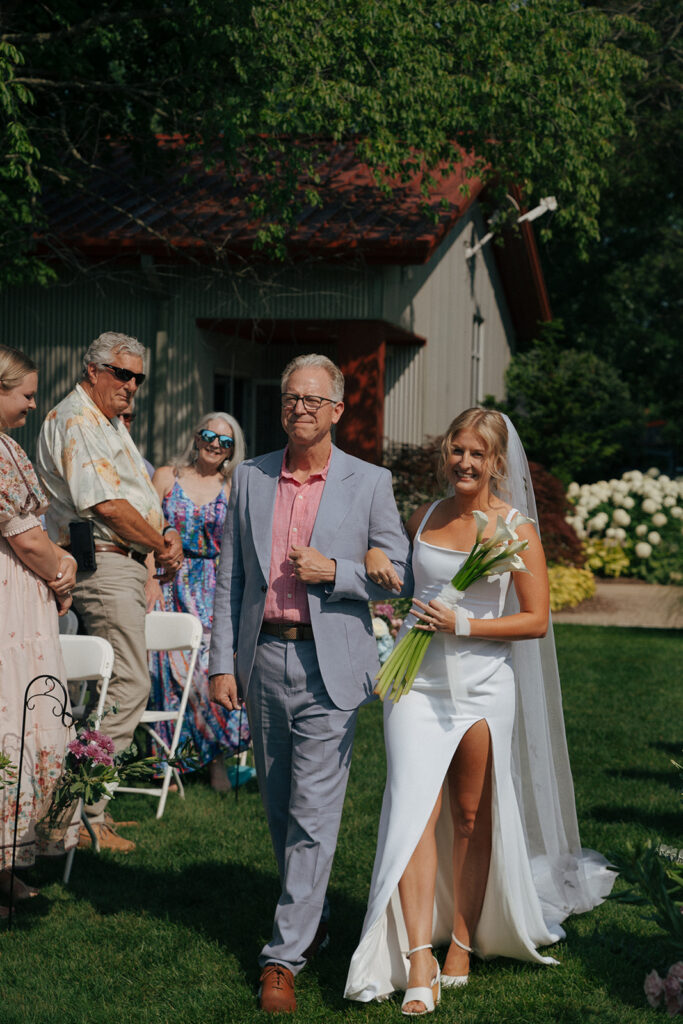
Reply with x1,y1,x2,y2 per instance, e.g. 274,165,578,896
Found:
263,448,331,624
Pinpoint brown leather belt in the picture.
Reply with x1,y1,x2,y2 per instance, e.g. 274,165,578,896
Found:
260,622,314,642
93,542,148,566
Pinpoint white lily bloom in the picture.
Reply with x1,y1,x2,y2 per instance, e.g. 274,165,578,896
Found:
481,515,516,551
488,552,529,575
507,511,535,533
472,509,489,541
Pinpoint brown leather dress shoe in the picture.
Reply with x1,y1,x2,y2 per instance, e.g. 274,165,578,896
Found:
258,964,296,1013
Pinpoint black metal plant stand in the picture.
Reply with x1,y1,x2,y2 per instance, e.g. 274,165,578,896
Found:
7,674,73,930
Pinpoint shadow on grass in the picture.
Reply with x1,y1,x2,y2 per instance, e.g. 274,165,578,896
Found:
589,805,681,837
21,853,368,1011
604,767,680,788
650,740,682,756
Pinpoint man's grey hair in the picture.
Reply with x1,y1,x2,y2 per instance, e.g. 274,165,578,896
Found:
81,332,146,378
280,353,345,403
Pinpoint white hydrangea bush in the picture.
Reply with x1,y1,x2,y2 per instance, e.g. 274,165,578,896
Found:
566,468,683,585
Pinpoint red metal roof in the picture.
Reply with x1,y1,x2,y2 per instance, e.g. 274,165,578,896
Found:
39,137,485,265
38,136,550,338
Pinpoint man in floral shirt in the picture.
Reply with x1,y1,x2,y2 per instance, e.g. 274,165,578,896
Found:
37,331,182,851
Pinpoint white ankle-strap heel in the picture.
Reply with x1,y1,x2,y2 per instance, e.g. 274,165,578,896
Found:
401,944,441,1017
441,932,473,989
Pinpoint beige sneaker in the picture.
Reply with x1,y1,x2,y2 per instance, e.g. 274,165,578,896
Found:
78,822,136,853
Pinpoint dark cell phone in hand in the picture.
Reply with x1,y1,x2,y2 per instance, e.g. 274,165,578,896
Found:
68,520,97,572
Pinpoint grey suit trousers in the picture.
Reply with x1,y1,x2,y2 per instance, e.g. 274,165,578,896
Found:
246,634,359,975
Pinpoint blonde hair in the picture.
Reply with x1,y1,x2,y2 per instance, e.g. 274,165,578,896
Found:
0,345,38,432
438,408,508,492
173,411,246,482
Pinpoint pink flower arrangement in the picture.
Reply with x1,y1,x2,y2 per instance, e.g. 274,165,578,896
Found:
67,729,115,767
371,602,406,639
645,964,683,1016
39,719,159,834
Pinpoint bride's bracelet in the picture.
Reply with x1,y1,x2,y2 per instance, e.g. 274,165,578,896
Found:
454,606,471,637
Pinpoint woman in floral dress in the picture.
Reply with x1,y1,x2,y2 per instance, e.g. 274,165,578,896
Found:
148,412,251,791
0,345,78,910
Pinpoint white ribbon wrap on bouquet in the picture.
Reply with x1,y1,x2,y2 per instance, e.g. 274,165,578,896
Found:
436,584,473,637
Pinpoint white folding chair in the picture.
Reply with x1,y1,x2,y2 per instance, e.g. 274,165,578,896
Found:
58,634,115,883
116,611,202,819
59,634,115,725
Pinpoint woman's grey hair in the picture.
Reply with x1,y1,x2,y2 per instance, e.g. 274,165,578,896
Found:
280,353,345,403
172,411,246,482
81,332,146,378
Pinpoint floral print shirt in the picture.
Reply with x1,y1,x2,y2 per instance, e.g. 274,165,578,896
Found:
36,384,163,552
0,434,48,538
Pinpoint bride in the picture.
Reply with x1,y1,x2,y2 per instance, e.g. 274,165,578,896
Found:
345,409,614,1016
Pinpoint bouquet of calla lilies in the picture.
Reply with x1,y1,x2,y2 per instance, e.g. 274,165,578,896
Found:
375,510,534,703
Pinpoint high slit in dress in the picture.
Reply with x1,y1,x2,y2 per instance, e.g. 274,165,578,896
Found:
345,503,567,1002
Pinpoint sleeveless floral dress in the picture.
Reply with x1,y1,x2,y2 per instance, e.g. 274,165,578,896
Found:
147,479,250,769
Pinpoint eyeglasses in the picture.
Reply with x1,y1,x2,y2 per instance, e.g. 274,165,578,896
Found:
281,393,335,412
101,364,146,387
196,429,234,450
121,413,136,424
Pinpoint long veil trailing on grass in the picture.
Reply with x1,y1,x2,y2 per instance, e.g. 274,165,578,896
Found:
499,413,615,928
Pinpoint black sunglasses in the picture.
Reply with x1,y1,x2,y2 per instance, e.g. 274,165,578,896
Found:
196,428,234,450
101,363,146,387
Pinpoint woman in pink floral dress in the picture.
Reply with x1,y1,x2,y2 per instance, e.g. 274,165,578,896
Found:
0,346,78,911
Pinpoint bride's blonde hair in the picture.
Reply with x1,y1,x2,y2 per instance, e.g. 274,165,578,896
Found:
437,408,508,491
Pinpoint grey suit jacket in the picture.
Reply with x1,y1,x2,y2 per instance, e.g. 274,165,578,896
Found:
208,445,413,711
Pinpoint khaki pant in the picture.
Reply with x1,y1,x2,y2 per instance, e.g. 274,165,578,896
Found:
71,552,150,819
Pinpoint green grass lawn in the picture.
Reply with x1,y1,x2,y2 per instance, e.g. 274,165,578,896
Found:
2,625,681,1024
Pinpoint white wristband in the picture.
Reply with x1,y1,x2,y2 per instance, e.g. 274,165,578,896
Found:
454,606,471,637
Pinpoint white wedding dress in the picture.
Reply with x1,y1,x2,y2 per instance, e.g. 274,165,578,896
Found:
345,501,614,1002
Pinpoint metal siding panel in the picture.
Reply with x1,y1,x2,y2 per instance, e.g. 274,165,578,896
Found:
0,275,156,460
384,345,424,446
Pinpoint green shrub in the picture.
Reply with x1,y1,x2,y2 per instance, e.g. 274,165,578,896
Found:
548,565,596,611
496,337,642,483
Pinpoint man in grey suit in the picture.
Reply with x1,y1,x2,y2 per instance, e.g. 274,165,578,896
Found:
209,353,411,1013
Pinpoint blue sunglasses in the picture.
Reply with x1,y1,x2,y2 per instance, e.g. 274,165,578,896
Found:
197,429,234,450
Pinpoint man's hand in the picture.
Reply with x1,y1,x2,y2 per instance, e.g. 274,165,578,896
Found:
288,545,336,584
155,529,183,579
209,673,242,710
55,593,73,617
